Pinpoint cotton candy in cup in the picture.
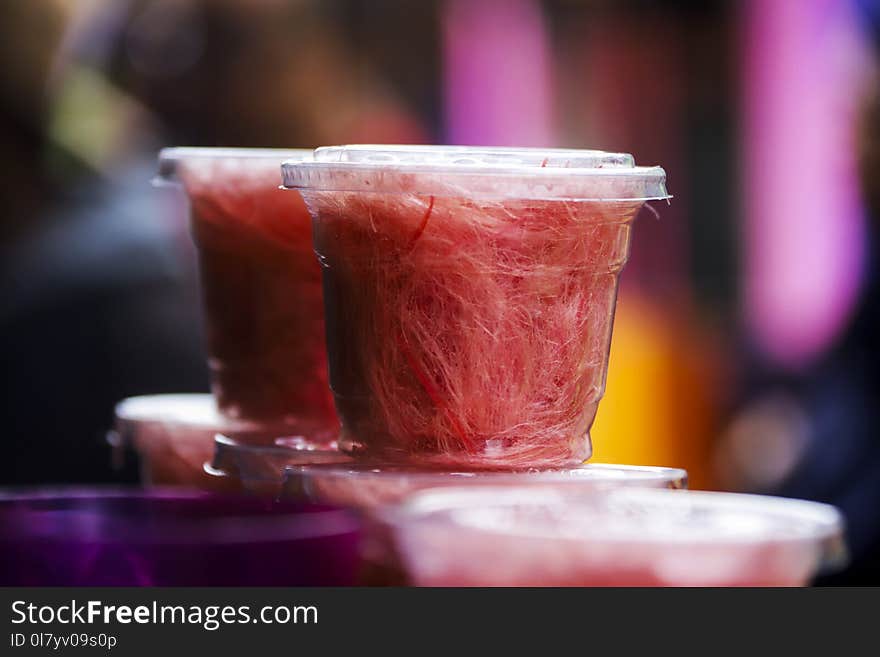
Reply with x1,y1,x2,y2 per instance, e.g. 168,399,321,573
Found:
282,145,670,469
380,487,847,587
205,434,352,497
0,489,362,586
156,148,338,442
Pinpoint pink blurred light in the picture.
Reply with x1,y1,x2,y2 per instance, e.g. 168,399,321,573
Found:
442,0,555,146
742,0,870,369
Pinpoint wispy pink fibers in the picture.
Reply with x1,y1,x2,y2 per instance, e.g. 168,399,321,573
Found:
741,0,871,369
443,0,555,146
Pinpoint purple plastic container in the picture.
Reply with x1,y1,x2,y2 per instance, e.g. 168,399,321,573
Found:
0,489,362,586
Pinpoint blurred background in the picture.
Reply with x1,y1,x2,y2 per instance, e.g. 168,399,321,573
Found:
0,0,877,584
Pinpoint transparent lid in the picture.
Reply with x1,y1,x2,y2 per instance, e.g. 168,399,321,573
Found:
206,434,350,483
287,462,686,487
391,487,847,571
281,144,670,201
111,394,304,437
155,147,312,187
113,394,225,430
281,462,688,508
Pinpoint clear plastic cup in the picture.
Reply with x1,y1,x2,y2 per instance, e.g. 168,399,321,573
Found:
204,434,352,497
281,462,688,508
381,487,847,587
157,148,338,442
282,145,670,469
0,488,362,586
110,394,241,490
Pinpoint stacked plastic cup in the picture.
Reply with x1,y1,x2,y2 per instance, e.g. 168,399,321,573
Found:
279,144,681,495
115,148,351,490
156,148,339,444
282,145,669,469
86,142,849,586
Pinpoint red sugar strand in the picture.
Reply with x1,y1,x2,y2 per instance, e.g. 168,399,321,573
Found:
406,195,435,250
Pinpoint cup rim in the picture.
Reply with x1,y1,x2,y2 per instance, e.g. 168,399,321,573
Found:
381,487,846,560
155,146,313,187
283,461,688,487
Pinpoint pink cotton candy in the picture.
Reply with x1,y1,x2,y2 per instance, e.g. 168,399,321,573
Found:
176,153,338,442
307,188,644,469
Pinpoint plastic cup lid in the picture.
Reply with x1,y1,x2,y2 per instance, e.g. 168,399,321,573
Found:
282,462,688,507
389,487,847,572
155,147,312,187
111,394,336,451
281,144,670,201
205,434,350,483
110,394,260,451
113,394,224,430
